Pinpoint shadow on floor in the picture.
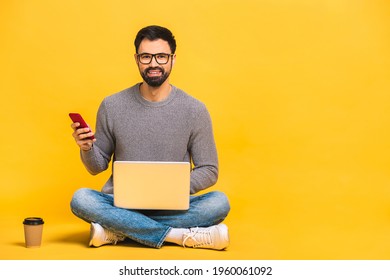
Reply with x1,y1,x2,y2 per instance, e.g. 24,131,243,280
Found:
48,230,89,246
47,230,160,249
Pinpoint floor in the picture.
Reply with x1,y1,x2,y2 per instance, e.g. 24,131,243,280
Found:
3,203,390,260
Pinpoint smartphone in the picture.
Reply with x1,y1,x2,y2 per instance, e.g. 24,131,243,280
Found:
69,113,95,140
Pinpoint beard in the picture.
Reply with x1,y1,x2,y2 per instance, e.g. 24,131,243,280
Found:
140,66,171,87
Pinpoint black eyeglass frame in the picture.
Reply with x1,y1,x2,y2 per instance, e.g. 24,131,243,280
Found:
136,53,174,65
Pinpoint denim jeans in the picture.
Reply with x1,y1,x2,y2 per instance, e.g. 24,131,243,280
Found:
70,188,230,248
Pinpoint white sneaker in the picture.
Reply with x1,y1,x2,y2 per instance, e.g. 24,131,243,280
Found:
89,222,126,247
182,224,229,250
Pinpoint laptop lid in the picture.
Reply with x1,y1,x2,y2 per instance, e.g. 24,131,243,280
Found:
113,161,190,210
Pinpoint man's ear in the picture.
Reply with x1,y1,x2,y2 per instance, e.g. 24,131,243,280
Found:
172,54,176,66
134,54,138,64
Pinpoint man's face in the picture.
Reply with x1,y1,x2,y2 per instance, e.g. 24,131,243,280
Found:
135,39,175,87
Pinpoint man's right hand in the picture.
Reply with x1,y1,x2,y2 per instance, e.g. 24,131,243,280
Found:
71,122,96,151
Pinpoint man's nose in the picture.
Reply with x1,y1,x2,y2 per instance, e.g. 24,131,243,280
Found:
150,55,159,67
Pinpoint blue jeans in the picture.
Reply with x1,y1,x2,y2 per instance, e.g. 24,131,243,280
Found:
70,188,230,248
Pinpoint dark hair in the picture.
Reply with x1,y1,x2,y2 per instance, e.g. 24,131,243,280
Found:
134,25,176,54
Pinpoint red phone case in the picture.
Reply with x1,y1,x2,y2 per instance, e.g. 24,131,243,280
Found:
69,113,95,140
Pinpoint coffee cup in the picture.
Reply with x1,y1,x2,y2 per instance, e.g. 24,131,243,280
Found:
23,217,44,248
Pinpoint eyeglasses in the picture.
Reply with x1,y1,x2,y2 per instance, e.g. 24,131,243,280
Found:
137,53,174,65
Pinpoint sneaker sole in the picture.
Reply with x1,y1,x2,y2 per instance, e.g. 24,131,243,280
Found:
89,223,96,247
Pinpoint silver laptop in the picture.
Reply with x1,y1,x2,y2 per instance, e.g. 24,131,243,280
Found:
113,161,190,210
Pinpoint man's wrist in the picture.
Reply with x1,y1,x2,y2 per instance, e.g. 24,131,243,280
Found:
81,144,93,152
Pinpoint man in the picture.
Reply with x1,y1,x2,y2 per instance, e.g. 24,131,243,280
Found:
70,25,230,250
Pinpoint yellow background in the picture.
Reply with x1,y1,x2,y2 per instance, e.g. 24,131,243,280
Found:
1,0,390,259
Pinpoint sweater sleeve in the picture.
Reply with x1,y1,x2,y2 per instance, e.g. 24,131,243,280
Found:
80,99,115,175
188,104,219,194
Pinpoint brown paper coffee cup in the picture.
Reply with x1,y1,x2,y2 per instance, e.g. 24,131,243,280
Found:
23,217,44,248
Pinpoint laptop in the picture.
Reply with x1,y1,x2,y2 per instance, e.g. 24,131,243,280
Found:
113,161,191,210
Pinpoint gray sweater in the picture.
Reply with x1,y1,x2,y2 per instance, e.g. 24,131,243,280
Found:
80,83,218,194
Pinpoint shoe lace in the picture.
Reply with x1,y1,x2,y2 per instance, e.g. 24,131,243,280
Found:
182,227,213,248
104,230,125,245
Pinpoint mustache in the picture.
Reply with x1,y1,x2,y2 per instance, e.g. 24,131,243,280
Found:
144,67,165,73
